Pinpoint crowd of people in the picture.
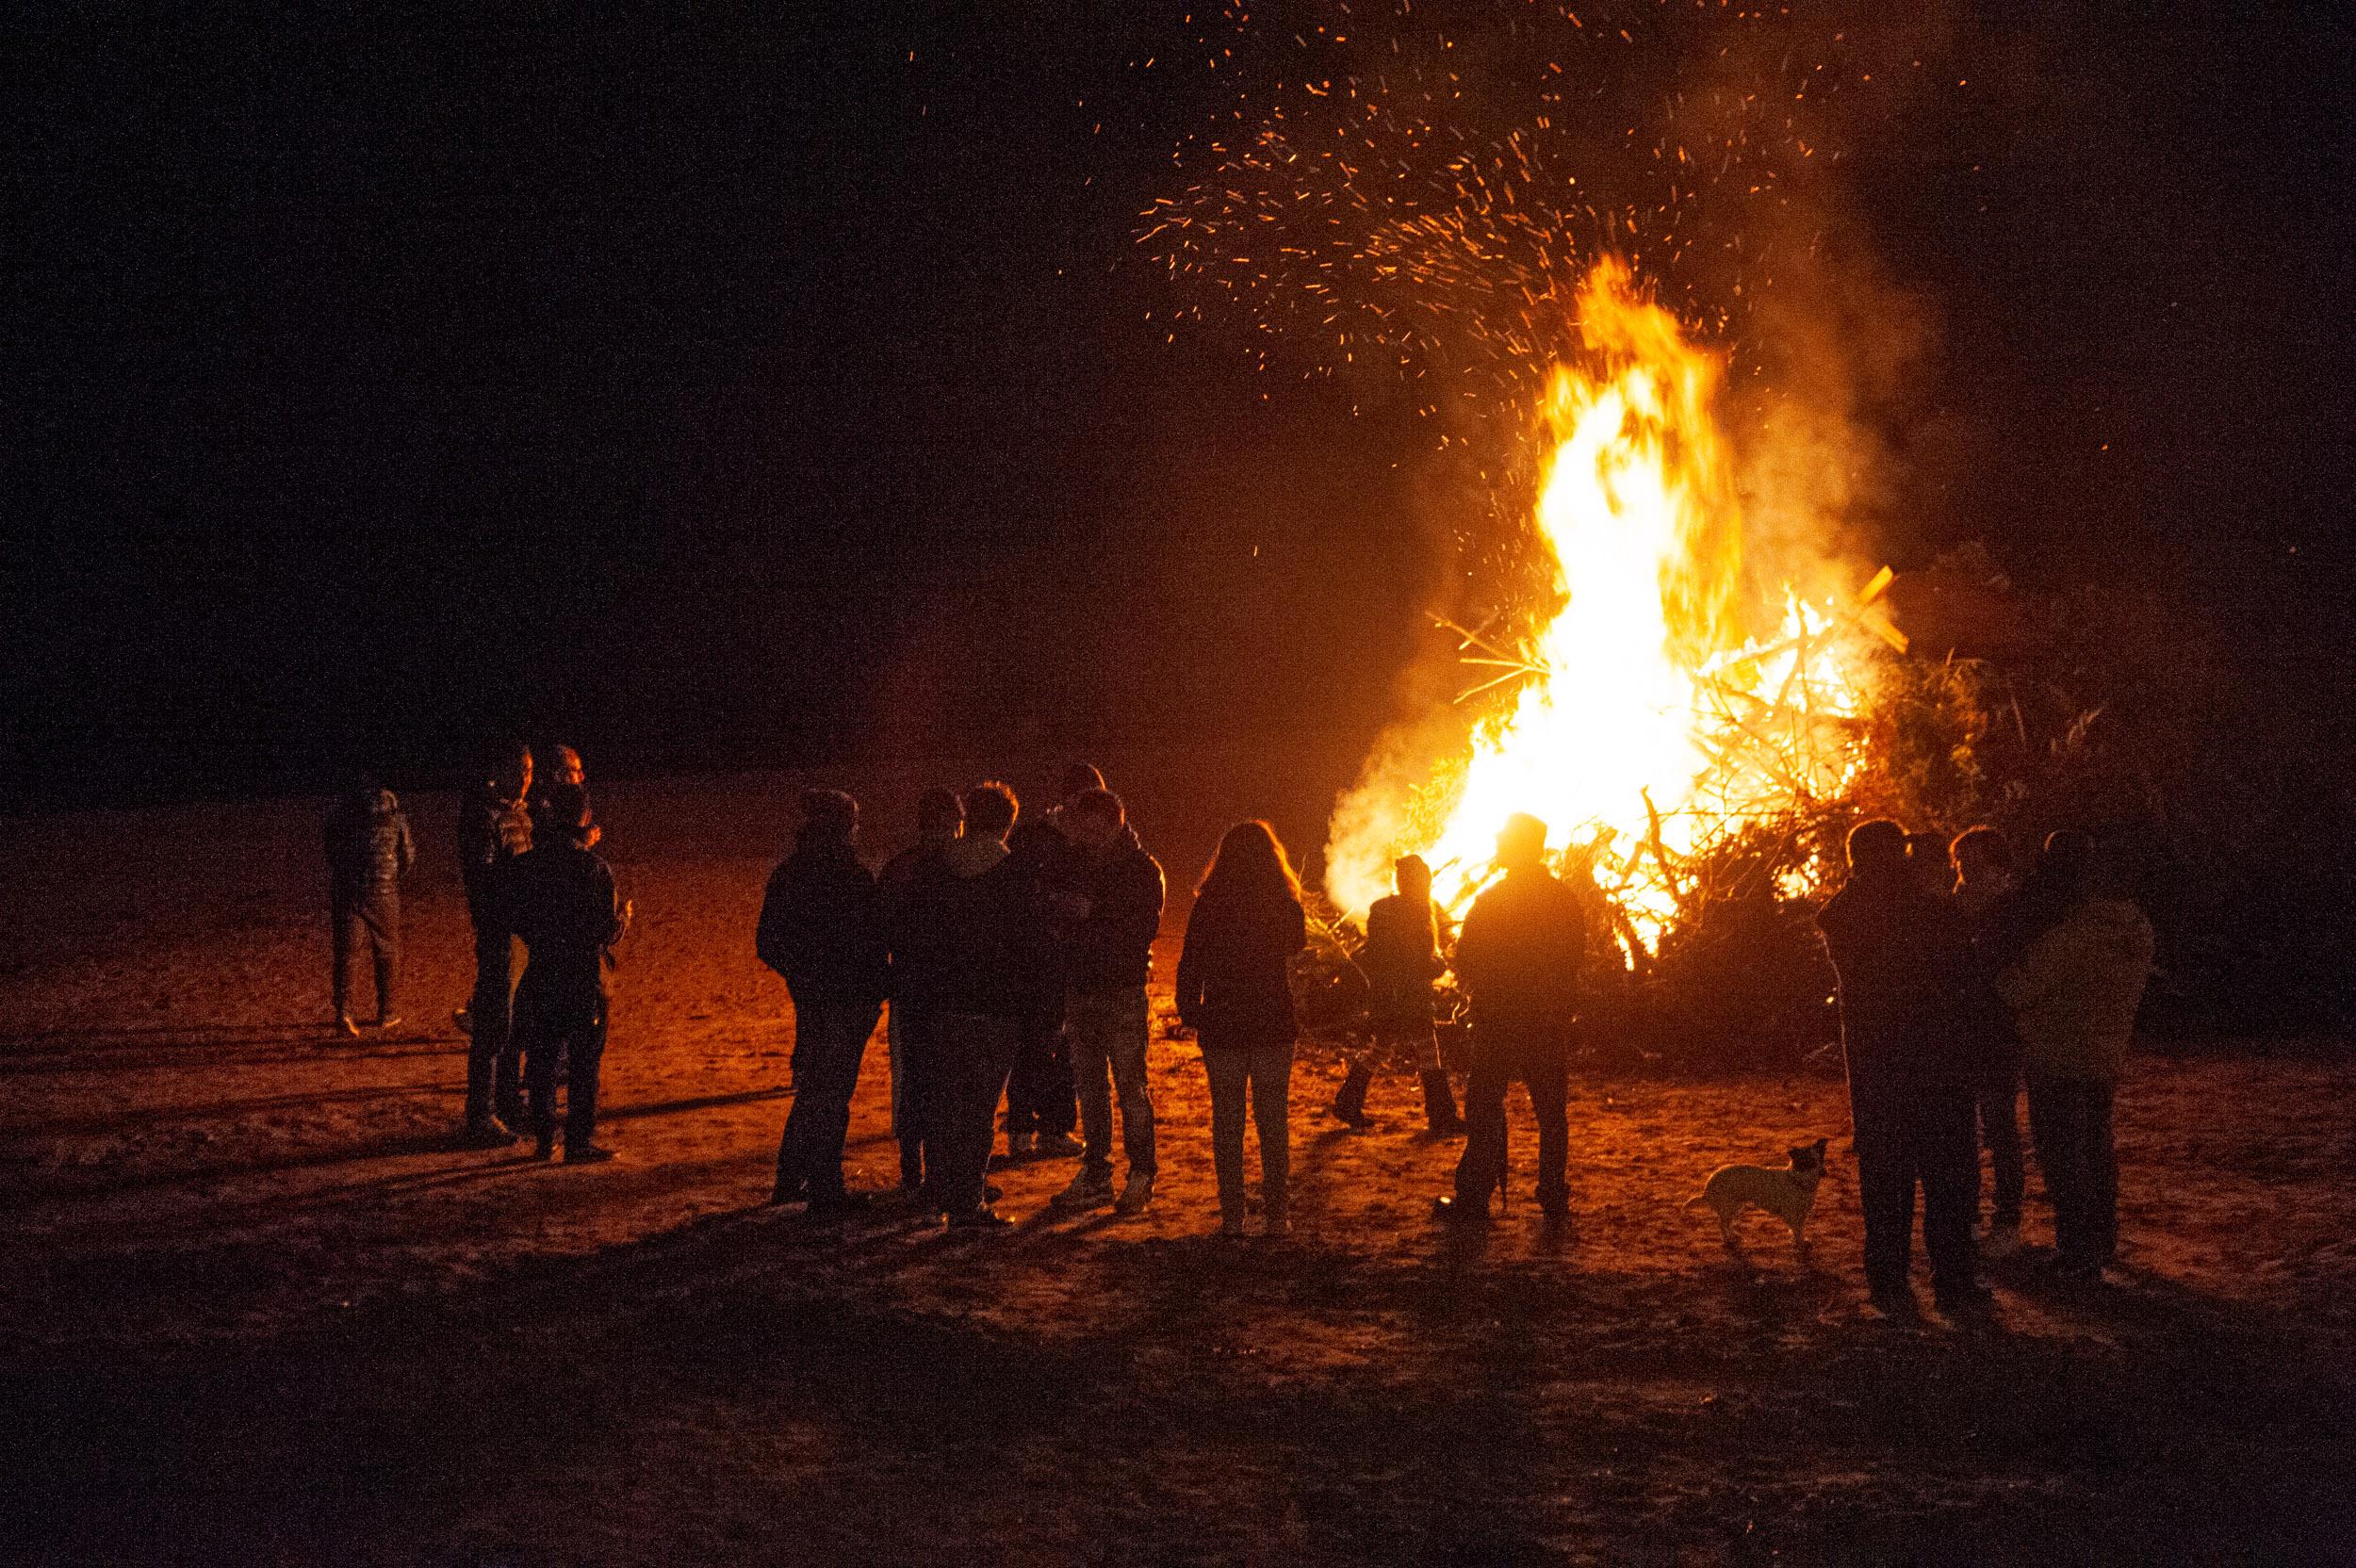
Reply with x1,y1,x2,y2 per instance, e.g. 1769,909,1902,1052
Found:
319,749,2156,1298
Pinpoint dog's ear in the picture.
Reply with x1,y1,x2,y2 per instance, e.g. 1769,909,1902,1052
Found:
1786,1145,1809,1165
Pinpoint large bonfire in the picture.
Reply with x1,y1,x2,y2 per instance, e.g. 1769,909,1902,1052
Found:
1324,257,1901,962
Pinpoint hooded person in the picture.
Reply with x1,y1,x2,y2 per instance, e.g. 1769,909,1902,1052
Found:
758,789,889,1211
506,781,630,1163
895,781,1052,1228
1050,787,1167,1216
323,777,415,1036
1817,819,1983,1314
1998,833,2153,1276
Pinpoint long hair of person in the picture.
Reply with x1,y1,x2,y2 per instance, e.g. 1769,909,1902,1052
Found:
1395,853,1438,954
1196,819,1303,906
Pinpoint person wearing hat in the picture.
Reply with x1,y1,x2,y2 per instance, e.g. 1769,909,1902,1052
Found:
1330,853,1464,1135
506,781,630,1163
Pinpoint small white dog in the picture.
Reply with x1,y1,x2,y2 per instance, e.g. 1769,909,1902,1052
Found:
1686,1138,1829,1248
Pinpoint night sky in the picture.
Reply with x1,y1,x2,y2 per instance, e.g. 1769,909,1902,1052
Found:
8,6,2350,808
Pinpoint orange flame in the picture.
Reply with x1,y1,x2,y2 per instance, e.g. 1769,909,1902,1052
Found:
1325,257,1884,952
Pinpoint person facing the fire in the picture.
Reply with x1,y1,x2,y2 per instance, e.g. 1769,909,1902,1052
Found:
879,786,965,1198
758,789,889,1210
1817,819,1985,1315
1331,854,1464,1135
898,781,1049,1229
1950,825,2027,1251
998,762,1104,1160
1432,813,1591,1224
1175,820,1307,1236
323,775,415,1037
506,781,630,1164
456,742,534,1146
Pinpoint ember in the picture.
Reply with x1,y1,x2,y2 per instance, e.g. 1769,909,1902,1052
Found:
1324,255,1899,960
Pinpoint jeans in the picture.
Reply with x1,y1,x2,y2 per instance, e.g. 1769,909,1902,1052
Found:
331,896,400,1021
2027,1075,2119,1266
925,1011,1021,1215
463,916,521,1129
1453,1028,1569,1210
775,999,879,1200
1004,1004,1077,1137
521,992,608,1149
1067,986,1154,1181
1203,1042,1292,1222
1976,1070,2026,1225
1852,1080,1979,1296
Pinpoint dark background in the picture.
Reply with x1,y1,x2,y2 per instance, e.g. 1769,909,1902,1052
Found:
8,5,2351,810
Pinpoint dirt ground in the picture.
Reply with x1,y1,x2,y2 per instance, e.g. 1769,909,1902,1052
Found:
3,771,2352,1565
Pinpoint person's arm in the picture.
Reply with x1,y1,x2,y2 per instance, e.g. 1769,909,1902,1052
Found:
598,861,628,949
395,814,416,880
754,863,795,977
1286,895,1308,956
1174,905,1209,1029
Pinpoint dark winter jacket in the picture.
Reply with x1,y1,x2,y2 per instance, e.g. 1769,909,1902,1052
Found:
458,786,533,915
325,790,414,909
894,836,1053,1021
1362,892,1447,1029
755,830,888,1010
1175,888,1306,1050
507,841,626,1029
1063,825,1166,995
1454,867,1589,1037
1816,869,1972,1097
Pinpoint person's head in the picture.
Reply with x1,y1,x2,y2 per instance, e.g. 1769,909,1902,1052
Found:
1844,819,1909,878
2038,827,2098,903
798,788,859,845
1393,853,1432,901
488,742,532,800
1059,761,1107,803
914,787,964,845
547,745,584,788
1496,812,1549,873
1951,825,2012,890
963,780,1017,842
1063,788,1126,852
541,782,593,842
1199,819,1303,904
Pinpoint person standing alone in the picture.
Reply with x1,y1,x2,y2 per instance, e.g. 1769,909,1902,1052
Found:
1432,813,1590,1225
323,777,414,1037
758,789,889,1212
457,743,533,1145
1175,821,1306,1236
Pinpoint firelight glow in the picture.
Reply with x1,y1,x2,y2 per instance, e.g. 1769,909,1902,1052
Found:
1324,257,1890,955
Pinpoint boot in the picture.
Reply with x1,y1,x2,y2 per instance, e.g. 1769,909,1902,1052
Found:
1420,1068,1465,1136
1329,1062,1373,1127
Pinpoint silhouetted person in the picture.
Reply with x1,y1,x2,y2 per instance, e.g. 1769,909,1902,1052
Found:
1999,834,2153,1278
1331,854,1463,1135
1000,762,1104,1158
1176,821,1306,1236
1817,819,1983,1314
878,787,963,1197
323,777,414,1036
1045,786,1168,1216
900,782,1047,1229
528,743,587,841
758,789,889,1211
1951,825,2026,1249
458,743,533,1145
507,782,630,1163
1433,813,1591,1224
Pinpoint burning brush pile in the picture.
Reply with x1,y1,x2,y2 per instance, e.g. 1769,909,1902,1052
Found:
1317,259,1909,1065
